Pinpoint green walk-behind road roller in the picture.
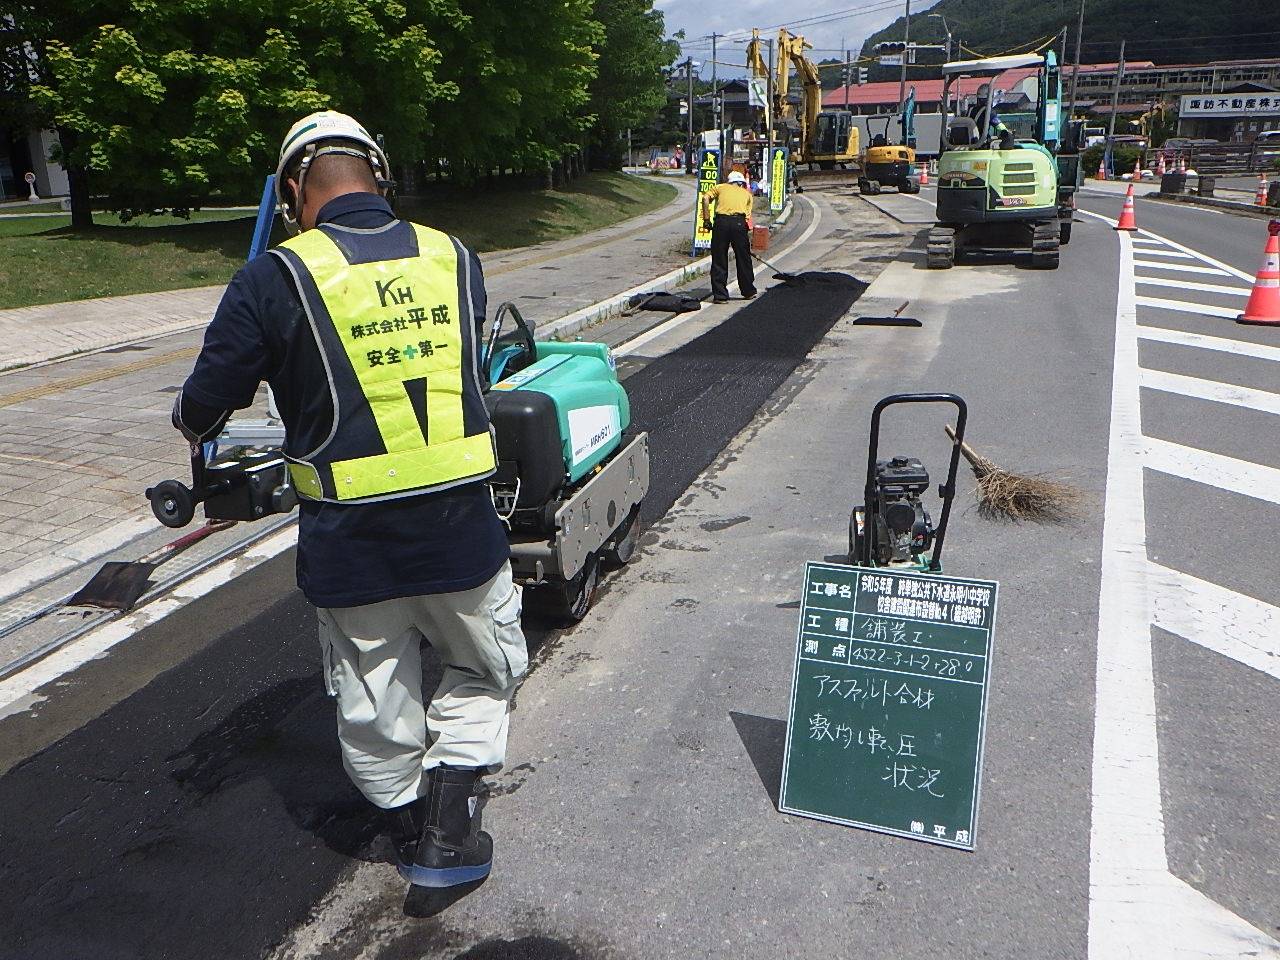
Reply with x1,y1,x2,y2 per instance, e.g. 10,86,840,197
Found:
146,301,648,625
927,52,1085,270
849,394,967,573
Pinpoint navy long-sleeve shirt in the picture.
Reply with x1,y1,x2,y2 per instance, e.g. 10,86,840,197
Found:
179,192,509,608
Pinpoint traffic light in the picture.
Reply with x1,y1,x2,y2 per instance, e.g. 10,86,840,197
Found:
875,41,907,55
857,66,869,85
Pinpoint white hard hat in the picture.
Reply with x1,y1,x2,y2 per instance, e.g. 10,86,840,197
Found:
274,111,390,233
727,171,747,184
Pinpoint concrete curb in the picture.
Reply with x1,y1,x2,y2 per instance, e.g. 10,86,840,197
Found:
539,255,712,342
1147,192,1280,220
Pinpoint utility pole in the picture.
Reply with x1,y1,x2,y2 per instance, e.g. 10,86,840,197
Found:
710,32,723,177
685,57,695,174
1103,38,1126,177
766,37,776,158
898,0,911,113
1068,0,1086,119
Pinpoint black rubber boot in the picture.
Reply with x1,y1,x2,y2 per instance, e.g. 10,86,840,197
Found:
388,797,426,871
399,765,493,888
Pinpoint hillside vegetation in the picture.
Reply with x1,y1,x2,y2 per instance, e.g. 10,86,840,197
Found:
860,0,1280,79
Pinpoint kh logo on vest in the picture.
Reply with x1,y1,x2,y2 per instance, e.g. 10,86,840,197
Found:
375,276,415,307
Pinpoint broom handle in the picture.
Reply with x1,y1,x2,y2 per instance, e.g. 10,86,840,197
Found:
139,519,236,566
944,423,984,468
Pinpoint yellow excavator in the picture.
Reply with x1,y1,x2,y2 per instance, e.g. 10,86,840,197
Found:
859,89,920,195
748,28,859,170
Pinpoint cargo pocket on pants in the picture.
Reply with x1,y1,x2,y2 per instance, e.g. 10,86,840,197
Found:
489,586,528,687
316,611,340,697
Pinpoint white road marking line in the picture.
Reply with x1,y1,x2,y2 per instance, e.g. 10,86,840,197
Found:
1135,228,1257,283
1131,236,1164,245
1136,276,1250,297
1143,436,1280,505
0,526,298,714
1131,248,1195,259
1149,563,1280,681
1133,260,1231,276
615,195,823,358
1088,226,1280,959
1139,367,1280,416
1136,296,1241,319
1138,325,1280,363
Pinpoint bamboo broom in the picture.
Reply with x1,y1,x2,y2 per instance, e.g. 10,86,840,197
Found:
945,425,1084,523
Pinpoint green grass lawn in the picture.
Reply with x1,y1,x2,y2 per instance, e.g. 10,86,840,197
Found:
0,172,676,309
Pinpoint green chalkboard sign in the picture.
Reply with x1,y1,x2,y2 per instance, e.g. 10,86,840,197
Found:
779,562,998,850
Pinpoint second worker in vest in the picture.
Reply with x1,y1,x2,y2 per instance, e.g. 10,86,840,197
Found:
701,170,757,303
172,111,526,889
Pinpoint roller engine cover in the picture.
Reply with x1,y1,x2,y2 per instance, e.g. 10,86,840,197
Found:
485,389,566,514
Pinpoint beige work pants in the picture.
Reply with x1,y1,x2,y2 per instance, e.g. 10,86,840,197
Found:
316,562,528,809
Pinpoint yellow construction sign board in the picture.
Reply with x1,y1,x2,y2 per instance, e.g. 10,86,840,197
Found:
769,146,789,213
692,147,720,253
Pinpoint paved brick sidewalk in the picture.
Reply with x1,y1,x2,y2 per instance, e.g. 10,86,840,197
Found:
0,175,704,593
0,176,696,373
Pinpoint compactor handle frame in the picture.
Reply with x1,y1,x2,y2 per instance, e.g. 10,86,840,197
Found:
862,393,968,572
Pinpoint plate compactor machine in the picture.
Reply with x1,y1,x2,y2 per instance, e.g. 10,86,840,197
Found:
848,394,967,573
927,52,1084,270
147,302,648,624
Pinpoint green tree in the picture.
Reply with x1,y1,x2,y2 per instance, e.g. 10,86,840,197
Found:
417,0,602,183
22,0,457,227
586,0,678,168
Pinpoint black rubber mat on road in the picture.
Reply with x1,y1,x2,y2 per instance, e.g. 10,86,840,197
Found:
0,270,867,959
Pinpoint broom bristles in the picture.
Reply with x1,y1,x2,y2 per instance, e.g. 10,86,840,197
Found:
945,425,1084,523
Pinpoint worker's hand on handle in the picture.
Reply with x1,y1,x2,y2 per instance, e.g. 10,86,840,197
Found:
702,218,713,232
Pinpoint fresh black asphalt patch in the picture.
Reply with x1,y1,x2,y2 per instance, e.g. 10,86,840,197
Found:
0,271,867,959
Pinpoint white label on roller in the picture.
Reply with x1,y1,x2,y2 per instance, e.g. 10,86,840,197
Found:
568,404,621,468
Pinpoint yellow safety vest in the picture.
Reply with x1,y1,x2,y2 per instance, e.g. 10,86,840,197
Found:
275,223,496,502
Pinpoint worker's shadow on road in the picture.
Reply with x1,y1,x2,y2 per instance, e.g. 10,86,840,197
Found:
729,711,787,807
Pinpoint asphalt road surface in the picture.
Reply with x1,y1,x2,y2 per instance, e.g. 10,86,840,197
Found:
1,186,1276,960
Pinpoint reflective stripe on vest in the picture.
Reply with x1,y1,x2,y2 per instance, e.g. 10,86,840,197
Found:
280,223,496,502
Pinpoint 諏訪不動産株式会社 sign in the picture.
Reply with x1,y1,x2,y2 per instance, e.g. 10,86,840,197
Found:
779,562,998,850
692,147,720,254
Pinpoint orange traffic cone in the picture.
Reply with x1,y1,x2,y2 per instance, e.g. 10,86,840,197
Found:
1177,155,1186,175
1096,157,1107,180
1133,157,1144,181
919,164,929,186
1155,152,1166,176
1237,220,1280,326
1115,183,1138,231
1256,175,1269,207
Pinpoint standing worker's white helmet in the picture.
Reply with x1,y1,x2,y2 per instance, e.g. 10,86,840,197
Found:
275,110,390,234
727,171,747,185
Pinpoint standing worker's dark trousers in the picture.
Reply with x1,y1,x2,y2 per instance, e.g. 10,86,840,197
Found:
710,213,756,301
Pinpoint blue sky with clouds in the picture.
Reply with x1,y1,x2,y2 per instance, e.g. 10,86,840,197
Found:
655,0,940,78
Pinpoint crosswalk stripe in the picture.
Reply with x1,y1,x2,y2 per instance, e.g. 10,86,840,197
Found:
1136,296,1240,319
1149,563,1280,681
1131,237,1164,245
1136,276,1250,296
1130,248,1194,259
1136,228,1257,283
1138,325,1280,363
1133,260,1231,276
1143,436,1280,505
1139,367,1280,415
